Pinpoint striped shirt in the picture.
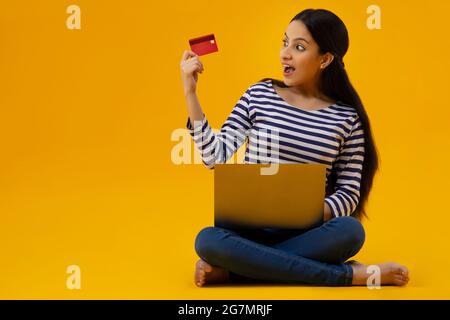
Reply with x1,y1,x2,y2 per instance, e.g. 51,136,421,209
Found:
186,80,365,218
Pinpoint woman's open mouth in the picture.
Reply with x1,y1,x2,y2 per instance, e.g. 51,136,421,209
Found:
283,64,296,77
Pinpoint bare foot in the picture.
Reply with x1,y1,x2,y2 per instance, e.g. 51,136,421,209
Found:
195,259,230,287
347,260,409,286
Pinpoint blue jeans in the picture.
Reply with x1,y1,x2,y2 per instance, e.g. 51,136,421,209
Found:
194,216,365,286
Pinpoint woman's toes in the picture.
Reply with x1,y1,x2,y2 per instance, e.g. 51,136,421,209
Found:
195,259,212,287
197,274,205,285
398,278,408,286
395,274,409,286
195,258,229,286
197,259,213,272
389,263,406,275
396,280,406,286
195,272,203,287
401,267,409,277
395,264,408,275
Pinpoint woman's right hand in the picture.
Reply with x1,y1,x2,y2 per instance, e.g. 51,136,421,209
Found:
180,50,204,96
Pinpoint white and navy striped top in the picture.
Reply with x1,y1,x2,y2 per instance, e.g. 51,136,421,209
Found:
186,80,365,218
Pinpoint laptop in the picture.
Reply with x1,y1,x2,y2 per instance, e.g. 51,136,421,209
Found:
214,163,327,230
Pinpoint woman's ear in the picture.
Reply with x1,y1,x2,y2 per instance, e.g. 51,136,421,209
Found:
319,53,335,69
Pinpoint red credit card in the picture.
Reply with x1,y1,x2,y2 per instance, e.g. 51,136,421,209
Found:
189,34,219,56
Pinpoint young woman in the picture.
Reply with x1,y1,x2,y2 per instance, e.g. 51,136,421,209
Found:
180,8,409,287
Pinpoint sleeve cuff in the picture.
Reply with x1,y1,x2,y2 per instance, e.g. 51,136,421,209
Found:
186,113,207,136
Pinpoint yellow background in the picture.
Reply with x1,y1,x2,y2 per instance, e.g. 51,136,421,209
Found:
1,0,449,299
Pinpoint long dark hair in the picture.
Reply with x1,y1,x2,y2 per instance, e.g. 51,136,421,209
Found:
260,9,379,221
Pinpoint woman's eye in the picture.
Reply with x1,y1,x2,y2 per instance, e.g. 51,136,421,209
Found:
282,40,304,51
